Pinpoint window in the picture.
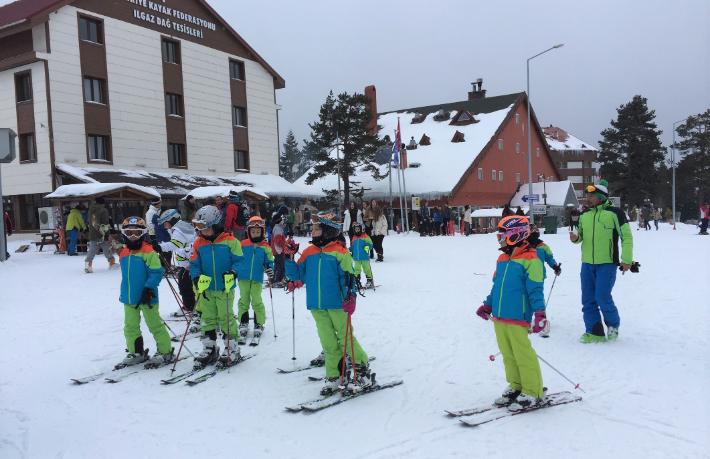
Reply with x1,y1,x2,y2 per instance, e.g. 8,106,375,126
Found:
162,38,180,64
232,106,247,127
498,171,504,182
87,135,110,161
567,161,583,168
515,172,521,183
477,168,483,180
515,142,520,154
536,147,541,158
229,60,245,80
165,93,184,117
19,133,36,162
79,16,103,44
497,139,504,151
168,143,186,168
83,77,105,103
491,169,497,181
234,150,249,171
15,72,32,102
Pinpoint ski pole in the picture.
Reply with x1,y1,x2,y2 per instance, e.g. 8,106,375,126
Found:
268,279,277,340
162,317,195,358
224,273,236,366
536,353,586,393
172,275,211,373
170,314,195,374
539,273,558,338
545,273,558,310
291,289,296,360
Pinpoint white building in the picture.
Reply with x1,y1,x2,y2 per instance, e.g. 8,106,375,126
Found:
0,0,285,230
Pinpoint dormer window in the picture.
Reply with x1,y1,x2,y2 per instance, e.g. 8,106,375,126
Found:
411,113,426,124
407,136,418,150
433,109,450,122
450,110,478,126
419,134,431,146
451,130,465,143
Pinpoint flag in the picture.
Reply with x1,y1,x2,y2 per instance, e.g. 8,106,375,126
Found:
392,118,402,167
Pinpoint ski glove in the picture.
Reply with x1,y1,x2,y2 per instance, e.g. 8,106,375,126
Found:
286,280,303,292
531,311,547,334
476,304,492,320
552,263,562,276
265,267,274,279
139,288,153,306
342,294,356,315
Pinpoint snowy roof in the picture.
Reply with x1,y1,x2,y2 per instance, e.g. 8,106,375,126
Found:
294,96,519,199
544,128,598,151
470,207,529,218
45,183,160,200
56,164,314,199
509,180,579,207
188,185,269,201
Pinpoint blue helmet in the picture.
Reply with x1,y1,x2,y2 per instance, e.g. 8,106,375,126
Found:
158,208,180,225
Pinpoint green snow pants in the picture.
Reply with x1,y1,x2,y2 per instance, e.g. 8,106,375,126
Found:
494,320,544,398
237,280,266,326
311,309,368,378
200,289,238,338
353,260,373,280
123,303,172,354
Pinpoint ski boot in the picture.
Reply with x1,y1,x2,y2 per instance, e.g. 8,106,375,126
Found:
217,338,240,368
310,351,325,367
194,335,220,370
189,313,201,333
507,393,542,412
347,363,374,393
364,278,375,289
238,323,249,345
250,324,264,346
84,261,93,273
108,256,117,269
607,326,619,341
320,377,341,396
144,348,174,369
494,386,521,407
115,349,148,370
376,254,383,262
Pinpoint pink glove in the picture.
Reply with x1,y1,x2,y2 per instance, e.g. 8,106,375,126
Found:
287,280,303,292
531,311,547,333
476,304,492,320
342,295,356,315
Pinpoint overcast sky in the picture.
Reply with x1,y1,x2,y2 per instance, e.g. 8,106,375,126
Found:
3,0,708,150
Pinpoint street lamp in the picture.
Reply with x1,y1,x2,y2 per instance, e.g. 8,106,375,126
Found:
527,44,564,200
671,117,689,230
334,134,343,215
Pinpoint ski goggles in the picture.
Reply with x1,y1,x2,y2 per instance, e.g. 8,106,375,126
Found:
121,227,147,240
192,220,209,231
496,226,530,245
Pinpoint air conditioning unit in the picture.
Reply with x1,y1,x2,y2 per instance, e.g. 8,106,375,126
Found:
38,207,58,231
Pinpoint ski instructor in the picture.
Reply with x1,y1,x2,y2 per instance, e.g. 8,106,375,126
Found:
569,179,633,343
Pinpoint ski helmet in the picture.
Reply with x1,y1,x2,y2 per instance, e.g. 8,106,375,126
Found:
247,216,266,242
352,222,363,234
497,215,531,247
312,211,342,247
120,216,148,242
158,208,180,226
192,205,223,233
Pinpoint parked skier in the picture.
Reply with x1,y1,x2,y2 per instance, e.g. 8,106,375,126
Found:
285,211,373,396
236,216,274,345
350,222,375,289
84,197,115,273
570,179,633,343
116,216,174,369
476,215,547,411
189,205,243,368
157,209,196,318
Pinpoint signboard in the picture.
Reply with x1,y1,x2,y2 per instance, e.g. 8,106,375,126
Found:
531,205,547,215
522,194,540,203
411,196,421,211
126,0,217,39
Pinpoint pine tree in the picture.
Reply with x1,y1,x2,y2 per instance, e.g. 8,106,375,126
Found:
674,109,710,218
279,130,300,182
297,139,322,179
305,90,384,206
598,95,666,206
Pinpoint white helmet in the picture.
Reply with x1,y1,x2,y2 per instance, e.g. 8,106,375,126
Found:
192,205,223,231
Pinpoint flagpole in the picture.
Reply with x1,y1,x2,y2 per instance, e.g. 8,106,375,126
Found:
388,155,393,231
401,162,410,232
396,163,405,233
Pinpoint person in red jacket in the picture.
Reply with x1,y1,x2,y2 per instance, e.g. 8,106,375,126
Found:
224,190,247,240
699,203,709,235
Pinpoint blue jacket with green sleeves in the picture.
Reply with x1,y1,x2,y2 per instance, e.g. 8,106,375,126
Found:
533,241,557,279
350,233,373,261
484,245,545,326
285,241,356,310
238,239,274,283
189,232,243,291
119,242,163,306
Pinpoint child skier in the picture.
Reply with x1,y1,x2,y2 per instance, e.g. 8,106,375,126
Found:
527,224,561,337
285,212,373,395
350,222,375,289
476,215,547,411
190,205,243,368
237,216,274,345
158,209,197,321
116,216,174,369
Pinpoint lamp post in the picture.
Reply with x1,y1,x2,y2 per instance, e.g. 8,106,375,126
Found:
334,133,343,215
671,117,688,230
527,44,564,199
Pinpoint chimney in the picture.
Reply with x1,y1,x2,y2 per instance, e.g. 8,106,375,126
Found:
468,78,486,100
364,85,378,137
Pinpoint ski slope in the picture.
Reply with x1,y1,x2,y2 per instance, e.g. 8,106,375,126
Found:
0,224,708,458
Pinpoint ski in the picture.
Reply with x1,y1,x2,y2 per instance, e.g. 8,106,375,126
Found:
277,356,375,374
185,354,255,386
446,388,550,417
105,355,189,383
458,392,582,427
71,372,108,385
308,375,322,382
287,378,404,413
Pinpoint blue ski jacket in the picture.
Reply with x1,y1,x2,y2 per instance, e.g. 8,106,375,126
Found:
238,239,274,283
119,242,163,306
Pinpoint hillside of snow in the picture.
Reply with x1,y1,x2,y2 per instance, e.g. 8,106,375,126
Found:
0,224,708,458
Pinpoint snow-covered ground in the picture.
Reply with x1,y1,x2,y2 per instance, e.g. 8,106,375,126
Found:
1,224,708,458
